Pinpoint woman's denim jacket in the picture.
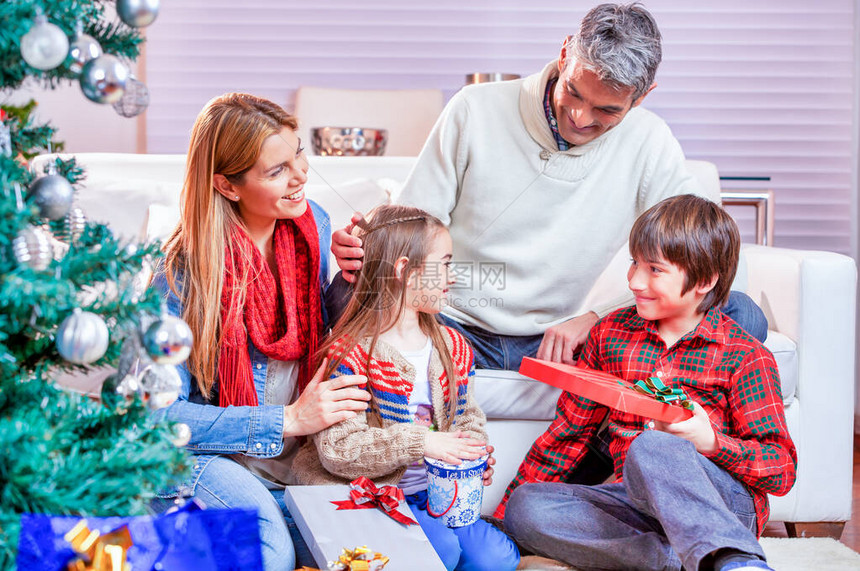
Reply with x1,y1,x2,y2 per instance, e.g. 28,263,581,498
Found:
150,201,330,496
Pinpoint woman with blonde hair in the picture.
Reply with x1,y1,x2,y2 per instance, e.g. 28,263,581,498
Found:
151,93,370,570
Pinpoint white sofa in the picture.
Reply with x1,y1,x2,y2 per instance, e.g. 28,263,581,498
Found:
34,153,857,536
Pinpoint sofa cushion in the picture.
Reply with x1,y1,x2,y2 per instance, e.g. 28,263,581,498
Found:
304,177,389,237
764,330,797,406
474,369,560,421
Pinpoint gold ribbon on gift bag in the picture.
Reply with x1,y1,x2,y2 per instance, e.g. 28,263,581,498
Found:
63,519,133,571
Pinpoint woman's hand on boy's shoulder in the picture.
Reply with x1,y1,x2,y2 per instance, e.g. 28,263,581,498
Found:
652,401,718,455
282,358,371,438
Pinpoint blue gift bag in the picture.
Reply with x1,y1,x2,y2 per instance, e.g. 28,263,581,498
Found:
16,502,263,570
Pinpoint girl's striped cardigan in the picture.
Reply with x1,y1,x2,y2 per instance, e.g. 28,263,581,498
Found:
291,326,487,486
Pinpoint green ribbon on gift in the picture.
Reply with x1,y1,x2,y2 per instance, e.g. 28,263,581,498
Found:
633,376,695,411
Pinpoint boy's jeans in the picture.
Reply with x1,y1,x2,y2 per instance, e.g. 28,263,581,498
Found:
504,430,767,571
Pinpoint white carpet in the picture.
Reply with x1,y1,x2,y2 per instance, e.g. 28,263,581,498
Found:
760,537,860,571
517,538,860,570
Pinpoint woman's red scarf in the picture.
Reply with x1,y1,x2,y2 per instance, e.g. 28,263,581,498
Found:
217,209,321,407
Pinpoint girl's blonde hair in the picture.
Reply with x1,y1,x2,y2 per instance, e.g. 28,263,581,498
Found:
162,93,298,398
320,205,459,421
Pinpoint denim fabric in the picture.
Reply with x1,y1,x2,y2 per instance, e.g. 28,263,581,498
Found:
436,314,543,371
722,291,768,343
505,431,765,571
405,491,519,571
149,201,330,571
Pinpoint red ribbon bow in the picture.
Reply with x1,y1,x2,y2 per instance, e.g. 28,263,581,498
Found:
330,477,418,526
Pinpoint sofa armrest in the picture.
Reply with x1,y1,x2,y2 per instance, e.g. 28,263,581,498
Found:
743,244,856,521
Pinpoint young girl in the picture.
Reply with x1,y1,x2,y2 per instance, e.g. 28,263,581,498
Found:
292,205,519,571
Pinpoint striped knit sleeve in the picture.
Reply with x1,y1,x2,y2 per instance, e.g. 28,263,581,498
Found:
444,328,487,441
312,347,428,480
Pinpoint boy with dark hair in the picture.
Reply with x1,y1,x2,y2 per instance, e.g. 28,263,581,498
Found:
499,194,796,571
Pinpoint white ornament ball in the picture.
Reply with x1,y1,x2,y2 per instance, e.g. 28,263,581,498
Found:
20,14,70,71
138,364,182,410
28,173,74,220
80,54,129,104
13,225,53,270
117,0,160,28
112,76,150,118
56,308,110,364
143,316,193,365
171,423,192,447
67,33,102,76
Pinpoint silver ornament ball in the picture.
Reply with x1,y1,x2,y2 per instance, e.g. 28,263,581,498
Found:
28,173,74,220
171,423,192,447
117,0,160,28
57,308,110,364
143,316,193,365
20,14,70,71
67,33,102,76
80,54,129,104
62,206,87,244
138,364,182,409
112,76,150,118
13,225,53,270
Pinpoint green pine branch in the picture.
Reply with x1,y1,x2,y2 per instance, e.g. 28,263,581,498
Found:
0,2,192,569
0,0,143,90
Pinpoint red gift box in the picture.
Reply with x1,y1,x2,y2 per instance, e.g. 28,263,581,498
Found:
519,357,693,423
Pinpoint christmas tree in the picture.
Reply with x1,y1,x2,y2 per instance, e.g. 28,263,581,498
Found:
0,1,190,568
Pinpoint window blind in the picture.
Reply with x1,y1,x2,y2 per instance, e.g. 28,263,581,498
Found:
144,0,857,254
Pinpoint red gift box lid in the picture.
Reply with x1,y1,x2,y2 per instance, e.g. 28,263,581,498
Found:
518,357,693,423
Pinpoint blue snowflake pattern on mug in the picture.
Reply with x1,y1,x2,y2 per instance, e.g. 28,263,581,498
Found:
455,507,475,526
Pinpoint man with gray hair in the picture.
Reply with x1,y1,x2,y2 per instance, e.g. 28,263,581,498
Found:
334,2,766,371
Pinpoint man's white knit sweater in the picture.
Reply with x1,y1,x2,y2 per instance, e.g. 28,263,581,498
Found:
397,60,717,337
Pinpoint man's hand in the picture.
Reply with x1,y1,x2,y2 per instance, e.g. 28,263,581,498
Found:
425,431,486,465
536,312,599,364
331,213,365,283
652,401,718,455
283,358,371,437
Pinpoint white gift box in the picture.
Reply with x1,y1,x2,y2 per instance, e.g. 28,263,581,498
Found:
284,485,446,570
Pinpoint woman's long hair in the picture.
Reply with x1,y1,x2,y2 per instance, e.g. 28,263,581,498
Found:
320,205,459,421
162,93,298,398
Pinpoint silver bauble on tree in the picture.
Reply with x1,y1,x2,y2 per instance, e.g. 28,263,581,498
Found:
13,225,54,271
117,0,160,28
62,206,87,245
171,423,192,447
27,165,74,220
80,54,129,104
20,13,70,71
112,76,150,118
56,308,110,364
66,25,102,76
138,364,182,410
143,315,193,365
